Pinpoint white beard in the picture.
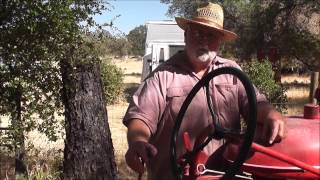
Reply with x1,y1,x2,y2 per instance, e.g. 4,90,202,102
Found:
194,50,216,63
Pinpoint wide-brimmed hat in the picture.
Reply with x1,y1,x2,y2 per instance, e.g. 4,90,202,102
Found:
175,2,238,41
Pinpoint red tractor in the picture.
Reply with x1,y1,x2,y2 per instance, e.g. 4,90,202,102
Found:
170,67,320,180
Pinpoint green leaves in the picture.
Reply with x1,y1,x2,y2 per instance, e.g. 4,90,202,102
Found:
100,61,124,104
127,25,147,56
161,0,320,69
243,60,288,112
0,0,107,148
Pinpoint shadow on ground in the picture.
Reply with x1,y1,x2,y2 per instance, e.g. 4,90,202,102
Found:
124,73,141,77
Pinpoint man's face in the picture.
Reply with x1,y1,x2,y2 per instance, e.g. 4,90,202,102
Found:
185,24,223,64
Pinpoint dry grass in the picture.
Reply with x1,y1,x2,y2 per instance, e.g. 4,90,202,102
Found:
285,87,309,115
112,57,143,84
281,74,310,84
108,58,146,179
108,103,147,180
282,74,310,116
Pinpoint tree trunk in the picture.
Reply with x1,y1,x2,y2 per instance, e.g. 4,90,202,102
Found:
13,84,27,178
309,71,319,104
62,61,117,180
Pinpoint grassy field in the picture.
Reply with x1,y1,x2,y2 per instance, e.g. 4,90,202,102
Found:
281,74,310,115
110,57,144,179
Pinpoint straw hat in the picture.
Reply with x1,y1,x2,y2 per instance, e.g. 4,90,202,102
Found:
175,2,238,41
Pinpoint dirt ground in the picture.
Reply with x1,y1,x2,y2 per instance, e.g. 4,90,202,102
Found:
109,57,144,179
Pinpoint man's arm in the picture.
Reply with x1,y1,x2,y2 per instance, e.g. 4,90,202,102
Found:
127,118,151,143
125,119,157,174
257,102,287,144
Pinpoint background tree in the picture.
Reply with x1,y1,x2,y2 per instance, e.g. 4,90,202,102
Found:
89,30,131,58
88,24,147,58
242,60,288,112
0,0,117,179
108,37,131,57
127,25,147,56
0,1,65,177
86,30,114,57
160,0,320,70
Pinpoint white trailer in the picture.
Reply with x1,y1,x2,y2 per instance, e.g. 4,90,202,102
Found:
141,21,185,80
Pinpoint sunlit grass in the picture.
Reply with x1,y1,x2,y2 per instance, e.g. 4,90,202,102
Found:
285,85,309,116
281,74,310,84
281,73,310,116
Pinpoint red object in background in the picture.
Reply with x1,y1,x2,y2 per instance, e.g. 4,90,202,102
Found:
304,103,320,120
268,47,280,63
257,50,266,61
257,48,280,63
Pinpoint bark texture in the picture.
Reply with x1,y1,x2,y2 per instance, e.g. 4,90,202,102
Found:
13,84,27,178
62,62,117,180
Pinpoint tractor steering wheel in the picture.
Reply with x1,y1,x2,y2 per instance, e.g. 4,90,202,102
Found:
170,67,257,180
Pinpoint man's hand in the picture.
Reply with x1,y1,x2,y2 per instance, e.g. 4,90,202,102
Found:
125,141,158,174
125,119,157,174
262,110,287,144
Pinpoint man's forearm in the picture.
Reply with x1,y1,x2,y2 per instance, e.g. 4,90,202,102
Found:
125,119,157,174
127,119,151,145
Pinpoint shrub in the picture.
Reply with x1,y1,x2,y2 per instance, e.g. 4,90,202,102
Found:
100,62,124,104
242,59,288,112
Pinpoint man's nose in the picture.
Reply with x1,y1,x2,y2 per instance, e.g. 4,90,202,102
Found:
198,35,210,45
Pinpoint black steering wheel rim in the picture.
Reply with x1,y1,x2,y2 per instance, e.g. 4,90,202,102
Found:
170,67,257,180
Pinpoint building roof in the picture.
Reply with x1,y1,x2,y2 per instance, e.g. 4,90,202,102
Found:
145,20,185,44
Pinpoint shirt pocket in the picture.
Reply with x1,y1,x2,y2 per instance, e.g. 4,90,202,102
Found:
166,86,193,117
215,84,239,125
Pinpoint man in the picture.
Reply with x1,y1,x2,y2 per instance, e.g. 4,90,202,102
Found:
123,2,287,180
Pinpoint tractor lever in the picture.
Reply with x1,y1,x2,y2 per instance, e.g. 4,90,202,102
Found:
197,164,253,180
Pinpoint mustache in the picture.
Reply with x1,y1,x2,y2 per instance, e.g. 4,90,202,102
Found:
197,47,210,55
198,47,209,51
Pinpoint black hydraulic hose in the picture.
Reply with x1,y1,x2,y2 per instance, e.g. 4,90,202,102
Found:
170,67,257,180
